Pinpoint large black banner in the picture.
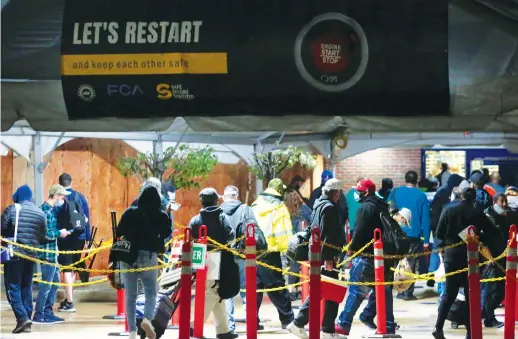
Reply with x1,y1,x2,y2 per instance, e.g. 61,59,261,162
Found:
61,0,449,120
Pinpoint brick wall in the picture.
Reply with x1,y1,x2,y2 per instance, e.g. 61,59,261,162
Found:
330,148,422,189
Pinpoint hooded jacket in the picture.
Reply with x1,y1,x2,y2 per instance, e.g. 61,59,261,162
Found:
430,174,464,234
349,195,389,256
188,205,234,249
2,185,46,259
251,188,292,252
312,195,346,260
117,186,171,254
220,199,256,231
436,200,498,270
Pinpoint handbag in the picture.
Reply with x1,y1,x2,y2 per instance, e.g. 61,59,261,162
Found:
110,236,137,265
1,203,21,263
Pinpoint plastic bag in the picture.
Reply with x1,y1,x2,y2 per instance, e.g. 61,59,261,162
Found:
394,258,413,292
434,255,445,282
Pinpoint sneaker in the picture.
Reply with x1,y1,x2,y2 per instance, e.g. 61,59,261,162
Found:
21,323,32,333
257,323,265,331
334,324,350,336
287,323,308,339
140,318,156,339
359,317,377,329
432,328,446,339
48,314,65,323
484,318,504,328
397,294,417,301
216,332,239,339
12,319,32,334
58,301,76,313
32,314,47,324
321,332,347,339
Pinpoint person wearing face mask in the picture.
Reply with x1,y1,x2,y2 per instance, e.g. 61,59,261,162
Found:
33,185,72,325
336,179,397,336
287,178,346,339
505,186,518,211
479,194,514,328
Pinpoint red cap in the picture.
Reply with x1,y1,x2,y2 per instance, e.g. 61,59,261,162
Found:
357,179,376,192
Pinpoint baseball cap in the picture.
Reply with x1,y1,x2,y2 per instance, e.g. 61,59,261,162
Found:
356,179,376,192
268,178,287,195
470,172,483,185
49,184,70,196
323,178,342,191
398,208,412,224
321,170,333,180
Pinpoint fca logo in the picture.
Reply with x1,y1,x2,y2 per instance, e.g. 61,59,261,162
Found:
107,84,144,96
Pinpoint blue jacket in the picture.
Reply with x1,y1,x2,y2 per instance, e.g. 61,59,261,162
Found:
388,186,431,241
57,188,91,241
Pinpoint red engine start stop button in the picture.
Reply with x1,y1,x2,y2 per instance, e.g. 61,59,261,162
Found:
294,13,369,93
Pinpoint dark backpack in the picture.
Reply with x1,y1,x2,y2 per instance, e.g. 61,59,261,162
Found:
64,198,87,236
216,213,240,300
234,205,268,251
378,209,410,256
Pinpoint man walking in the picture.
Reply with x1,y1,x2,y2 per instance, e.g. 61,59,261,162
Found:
2,185,46,333
188,188,237,339
287,178,346,339
252,179,294,329
220,185,255,332
57,173,90,312
336,179,397,335
34,185,71,324
388,170,431,300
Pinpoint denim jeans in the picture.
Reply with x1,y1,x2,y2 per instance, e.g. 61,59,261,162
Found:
122,251,158,332
4,258,35,322
34,263,60,318
226,258,247,331
337,258,395,333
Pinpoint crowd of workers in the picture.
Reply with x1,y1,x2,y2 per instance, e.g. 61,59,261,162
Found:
2,166,518,339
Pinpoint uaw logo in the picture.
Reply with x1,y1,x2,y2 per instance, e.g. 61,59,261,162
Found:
113,239,131,253
294,13,369,93
77,84,96,102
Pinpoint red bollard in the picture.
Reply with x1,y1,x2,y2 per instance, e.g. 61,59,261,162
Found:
466,226,482,339
103,288,126,320
301,264,310,303
505,224,517,339
364,228,401,338
170,230,181,328
309,228,322,339
193,226,208,339
179,228,193,339
107,289,129,336
245,224,258,339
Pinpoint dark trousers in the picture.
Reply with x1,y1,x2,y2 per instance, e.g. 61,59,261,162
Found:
288,260,301,285
4,258,35,322
435,270,470,335
481,265,505,323
401,237,424,296
293,264,339,333
257,252,294,326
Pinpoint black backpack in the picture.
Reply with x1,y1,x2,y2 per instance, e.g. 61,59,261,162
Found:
216,213,240,300
234,204,268,251
378,209,410,256
64,197,87,236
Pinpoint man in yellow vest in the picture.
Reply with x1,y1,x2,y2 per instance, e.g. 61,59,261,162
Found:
251,178,294,329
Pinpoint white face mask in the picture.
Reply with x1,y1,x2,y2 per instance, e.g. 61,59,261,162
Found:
55,199,65,207
493,204,506,215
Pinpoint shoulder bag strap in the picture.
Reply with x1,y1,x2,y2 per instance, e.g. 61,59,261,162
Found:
13,203,21,242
